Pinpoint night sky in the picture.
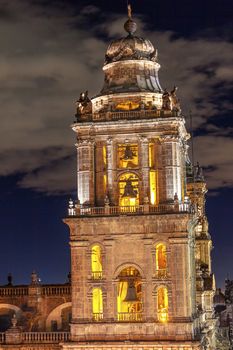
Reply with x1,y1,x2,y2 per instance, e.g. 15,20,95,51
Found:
0,0,232,289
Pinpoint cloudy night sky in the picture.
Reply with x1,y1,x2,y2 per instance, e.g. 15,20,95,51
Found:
0,0,232,288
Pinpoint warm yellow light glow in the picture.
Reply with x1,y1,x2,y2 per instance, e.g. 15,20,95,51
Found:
91,245,102,275
157,286,168,323
117,144,138,169
117,267,142,318
118,173,139,207
92,288,103,314
149,143,155,168
116,101,140,111
156,243,167,271
103,174,107,193
103,145,107,166
150,170,157,205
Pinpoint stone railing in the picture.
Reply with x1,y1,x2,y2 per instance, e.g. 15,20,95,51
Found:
42,285,71,296
0,285,71,298
0,333,5,343
91,271,103,280
0,286,28,297
92,313,104,322
68,202,192,217
117,312,143,322
23,332,70,343
154,269,169,279
75,109,181,123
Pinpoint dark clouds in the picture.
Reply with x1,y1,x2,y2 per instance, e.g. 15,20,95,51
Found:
0,1,232,194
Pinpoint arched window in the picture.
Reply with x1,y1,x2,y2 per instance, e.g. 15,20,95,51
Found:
155,243,167,278
92,288,103,321
91,245,102,279
118,173,139,207
117,267,142,322
157,286,168,323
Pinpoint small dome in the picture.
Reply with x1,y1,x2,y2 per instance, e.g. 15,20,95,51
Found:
105,16,157,65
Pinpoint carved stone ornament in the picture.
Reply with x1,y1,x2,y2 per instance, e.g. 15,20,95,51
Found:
76,91,92,117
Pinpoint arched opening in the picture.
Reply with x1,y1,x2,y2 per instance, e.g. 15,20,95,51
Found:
45,302,72,331
117,266,142,321
156,243,167,278
0,304,22,332
92,288,103,321
91,245,102,279
157,286,168,323
118,173,139,207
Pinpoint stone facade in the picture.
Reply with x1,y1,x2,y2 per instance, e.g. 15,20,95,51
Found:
0,7,219,350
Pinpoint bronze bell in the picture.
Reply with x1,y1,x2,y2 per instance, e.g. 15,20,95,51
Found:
122,179,137,198
123,280,139,303
122,145,136,160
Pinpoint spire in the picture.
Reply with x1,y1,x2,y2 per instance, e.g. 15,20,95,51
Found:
124,2,137,36
127,3,132,19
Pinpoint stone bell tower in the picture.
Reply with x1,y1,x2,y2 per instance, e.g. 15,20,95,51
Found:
63,6,215,350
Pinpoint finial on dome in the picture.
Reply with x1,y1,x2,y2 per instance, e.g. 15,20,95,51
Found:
127,3,132,19
124,3,137,36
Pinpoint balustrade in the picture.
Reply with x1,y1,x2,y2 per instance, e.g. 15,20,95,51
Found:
0,287,28,297
91,271,103,280
154,269,168,279
68,202,192,217
76,109,180,123
92,313,103,322
117,312,142,322
23,332,70,343
42,285,71,296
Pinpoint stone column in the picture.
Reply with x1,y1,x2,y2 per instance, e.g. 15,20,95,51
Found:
76,139,95,206
70,239,89,325
106,137,115,205
159,136,183,203
140,136,150,203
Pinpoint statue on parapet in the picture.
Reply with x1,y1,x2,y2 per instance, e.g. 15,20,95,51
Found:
162,86,181,112
76,91,92,117
170,86,181,112
162,89,171,110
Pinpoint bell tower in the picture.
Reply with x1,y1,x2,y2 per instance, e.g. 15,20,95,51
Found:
63,6,216,350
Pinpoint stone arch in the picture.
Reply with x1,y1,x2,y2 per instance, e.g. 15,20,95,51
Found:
0,304,22,332
45,302,71,331
114,262,144,280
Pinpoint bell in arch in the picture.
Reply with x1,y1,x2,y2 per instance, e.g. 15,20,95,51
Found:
122,178,137,198
123,279,139,303
122,145,136,160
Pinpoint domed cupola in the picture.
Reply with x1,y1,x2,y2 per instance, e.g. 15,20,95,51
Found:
100,5,162,95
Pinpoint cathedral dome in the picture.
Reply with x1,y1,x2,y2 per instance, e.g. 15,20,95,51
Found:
104,10,157,65
105,35,157,65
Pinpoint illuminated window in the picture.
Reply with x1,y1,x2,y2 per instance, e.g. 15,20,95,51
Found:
156,243,167,278
103,145,107,167
149,143,155,168
92,288,103,321
118,173,139,207
116,101,139,111
117,144,138,169
117,267,142,321
91,245,102,279
150,170,158,205
157,286,168,322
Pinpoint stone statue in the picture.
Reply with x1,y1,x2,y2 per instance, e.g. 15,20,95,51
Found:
170,86,181,111
76,91,92,117
162,89,171,110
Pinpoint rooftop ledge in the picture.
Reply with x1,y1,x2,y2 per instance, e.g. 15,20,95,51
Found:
74,108,183,124
67,202,194,218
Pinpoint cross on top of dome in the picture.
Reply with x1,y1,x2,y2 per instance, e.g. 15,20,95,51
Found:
124,3,137,36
